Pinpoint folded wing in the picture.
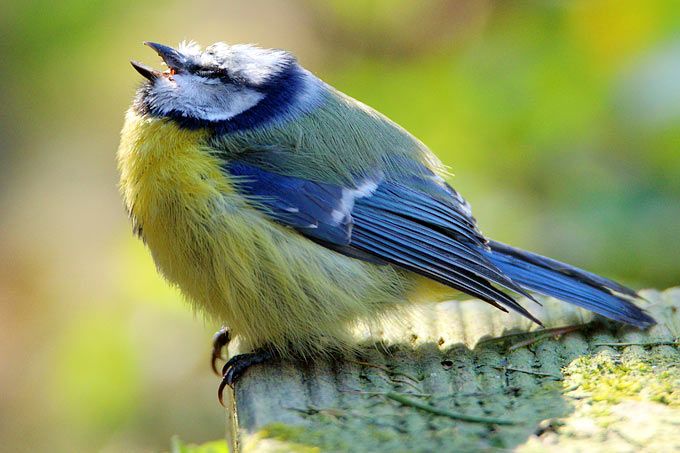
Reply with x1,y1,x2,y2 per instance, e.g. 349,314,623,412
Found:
226,161,541,323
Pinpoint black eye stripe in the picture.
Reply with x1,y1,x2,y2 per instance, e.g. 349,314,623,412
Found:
197,70,223,78
193,67,233,81
192,68,254,86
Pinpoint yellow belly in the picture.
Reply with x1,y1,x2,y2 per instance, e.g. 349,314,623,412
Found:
117,110,414,357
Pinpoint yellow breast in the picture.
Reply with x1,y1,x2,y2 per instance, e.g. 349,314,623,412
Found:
117,109,231,216
117,110,238,306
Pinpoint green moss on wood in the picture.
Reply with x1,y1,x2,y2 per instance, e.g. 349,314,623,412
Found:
563,351,680,406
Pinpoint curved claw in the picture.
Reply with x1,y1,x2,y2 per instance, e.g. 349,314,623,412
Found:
217,349,275,406
218,376,229,406
211,327,231,376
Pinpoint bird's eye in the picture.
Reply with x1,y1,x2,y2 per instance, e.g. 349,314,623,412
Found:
169,68,177,76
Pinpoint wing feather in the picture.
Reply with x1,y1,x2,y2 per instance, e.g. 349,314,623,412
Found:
225,161,539,322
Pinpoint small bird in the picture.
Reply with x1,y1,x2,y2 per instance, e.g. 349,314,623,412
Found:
118,42,655,401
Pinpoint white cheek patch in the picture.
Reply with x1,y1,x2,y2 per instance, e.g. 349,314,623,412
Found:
331,178,380,224
149,74,265,121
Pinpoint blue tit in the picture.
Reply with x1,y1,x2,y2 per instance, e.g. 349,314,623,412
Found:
117,41,655,400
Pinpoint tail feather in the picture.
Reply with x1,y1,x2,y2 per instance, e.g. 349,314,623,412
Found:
485,241,656,328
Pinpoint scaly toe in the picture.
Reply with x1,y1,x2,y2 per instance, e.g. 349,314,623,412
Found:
216,348,275,405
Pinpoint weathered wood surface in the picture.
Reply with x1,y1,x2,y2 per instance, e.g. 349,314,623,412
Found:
225,288,680,452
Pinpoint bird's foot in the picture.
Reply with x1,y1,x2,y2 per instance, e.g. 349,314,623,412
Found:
218,348,275,405
211,327,231,375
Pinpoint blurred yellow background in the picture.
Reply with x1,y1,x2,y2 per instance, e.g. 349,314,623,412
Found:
1,1,679,451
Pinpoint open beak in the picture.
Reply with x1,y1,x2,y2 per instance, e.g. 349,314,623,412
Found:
130,42,186,81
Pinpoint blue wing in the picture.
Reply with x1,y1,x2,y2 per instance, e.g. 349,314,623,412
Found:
228,161,352,245
225,161,540,322
224,160,653,329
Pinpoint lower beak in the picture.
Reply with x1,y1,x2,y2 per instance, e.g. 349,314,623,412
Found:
130,60,161,81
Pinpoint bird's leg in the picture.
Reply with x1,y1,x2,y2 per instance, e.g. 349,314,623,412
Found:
218,348,276,405
210,327,231,375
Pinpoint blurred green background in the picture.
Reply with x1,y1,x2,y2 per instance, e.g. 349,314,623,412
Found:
1,0,679,451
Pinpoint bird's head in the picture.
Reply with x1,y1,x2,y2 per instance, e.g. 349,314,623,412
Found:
131,41,315,129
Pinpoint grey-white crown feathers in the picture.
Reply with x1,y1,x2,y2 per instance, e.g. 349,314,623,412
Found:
178,41,296,85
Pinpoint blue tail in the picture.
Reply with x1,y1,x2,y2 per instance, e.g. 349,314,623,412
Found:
485,241,656,328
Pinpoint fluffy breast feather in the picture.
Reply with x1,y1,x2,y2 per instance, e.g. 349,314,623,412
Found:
116,110,415,357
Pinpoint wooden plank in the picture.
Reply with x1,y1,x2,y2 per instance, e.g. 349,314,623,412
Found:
225,288,680,452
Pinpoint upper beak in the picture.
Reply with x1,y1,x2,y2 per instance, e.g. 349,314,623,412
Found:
144,42,186,71
130,42,186,81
